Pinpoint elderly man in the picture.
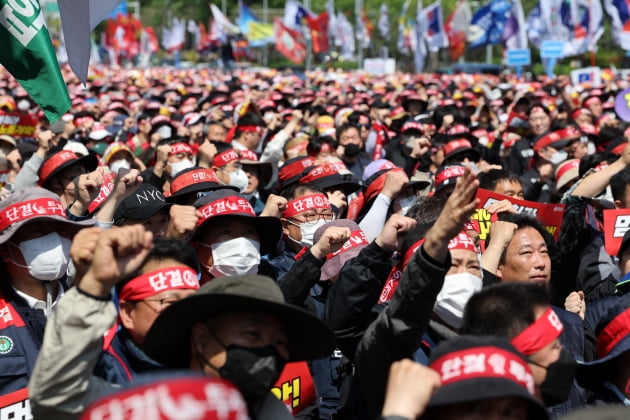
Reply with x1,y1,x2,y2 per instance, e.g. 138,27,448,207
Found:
0,187,94,414
29,225,336,420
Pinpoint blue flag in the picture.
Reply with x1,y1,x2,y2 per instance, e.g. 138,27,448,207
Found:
466,0,511,49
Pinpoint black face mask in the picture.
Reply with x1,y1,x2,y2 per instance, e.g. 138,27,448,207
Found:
531,348,577,406
199,328,287,403
343,143,361,158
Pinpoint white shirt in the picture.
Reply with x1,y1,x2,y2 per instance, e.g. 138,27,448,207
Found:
14,281,64,317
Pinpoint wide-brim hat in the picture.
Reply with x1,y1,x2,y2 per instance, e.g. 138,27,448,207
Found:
192,189,281,254
143,275,337,368
167,167,238,204
38,150,98,188
0,187,95,244
427,335,548,420
299,164,361,196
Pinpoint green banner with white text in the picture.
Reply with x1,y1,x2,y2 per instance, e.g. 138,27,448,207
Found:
0,0,70,123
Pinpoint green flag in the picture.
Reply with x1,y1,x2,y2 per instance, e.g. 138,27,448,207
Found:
0,0,70,123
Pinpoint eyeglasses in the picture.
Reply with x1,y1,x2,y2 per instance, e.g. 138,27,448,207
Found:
292,212,335,224
140,297,180,313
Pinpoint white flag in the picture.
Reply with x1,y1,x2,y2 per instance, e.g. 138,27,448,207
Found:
378,4,389,39
58,0,124,84
210,3,241,36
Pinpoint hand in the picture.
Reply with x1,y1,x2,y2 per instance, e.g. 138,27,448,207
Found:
110,169,143,201
375,214,417,252
564,291,585,320
166,204,200,241
424,168,479,262
75,167,106,205
477,161,503,173
488,221,518,250
70,226,102,286
155,144,171,166
485,199,516,214
36,129,54,157
7,149,21,172
381,170,409,199
310,226,351,260
197,140,217,168
260,194,288,218
326,190,347,213
79,225,153,297
291,109,304,122
381,359,441,419
410,137,431,158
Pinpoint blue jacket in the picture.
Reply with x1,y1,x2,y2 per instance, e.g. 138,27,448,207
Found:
94,326,164,385
0,291,46,409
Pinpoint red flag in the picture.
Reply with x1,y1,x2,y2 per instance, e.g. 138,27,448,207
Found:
274,18,307,64
306,12,329,53
445,0,471,61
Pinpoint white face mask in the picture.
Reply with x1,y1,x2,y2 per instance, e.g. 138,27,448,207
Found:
206,237,261,277
169,159,195,177
109,159,131,175
398,195,417,216
227,168,249,192
434,272,483,329
550,150,568,165
17,232,71,281
288,219,328,248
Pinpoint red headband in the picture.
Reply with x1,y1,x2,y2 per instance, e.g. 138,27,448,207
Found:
596,307,630,358
378,238,425,304
88,172,116,214
283,194,331,218
429,346,535,394
584,96,601,107
286,141,308,155
555,159,579,184
327,230,368,259
238,125,264,134
170,168,219,195
239,150,258,161
448,232,477,253
213,149,239,168
74,116,94,126
38,151,80,185
119,266,199,302
0,198,66,232
435,166,465,187
169,142,194,156
571,108,591,120
511,307,564,356
279,157,315,182
443,139,472,156
300,162,348,185
365,168,405,203
197,196,255,224
533,131,562,152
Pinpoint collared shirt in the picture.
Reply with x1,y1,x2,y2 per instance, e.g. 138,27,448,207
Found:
14,281,64,317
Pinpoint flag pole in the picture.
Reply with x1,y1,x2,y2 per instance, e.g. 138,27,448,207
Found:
304,0,312,70
356,0,363,69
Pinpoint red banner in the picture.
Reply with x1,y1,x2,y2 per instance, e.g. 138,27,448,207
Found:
603,209,630,256
473,188,565,241
271,361,316,416
0,388,30,419
306,12,329,53
0,112,38,138
274,18,306,64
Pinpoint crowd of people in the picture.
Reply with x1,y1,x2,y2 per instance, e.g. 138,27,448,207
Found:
1,65,630,419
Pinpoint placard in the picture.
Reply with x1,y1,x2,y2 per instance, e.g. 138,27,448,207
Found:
603,209,630,256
